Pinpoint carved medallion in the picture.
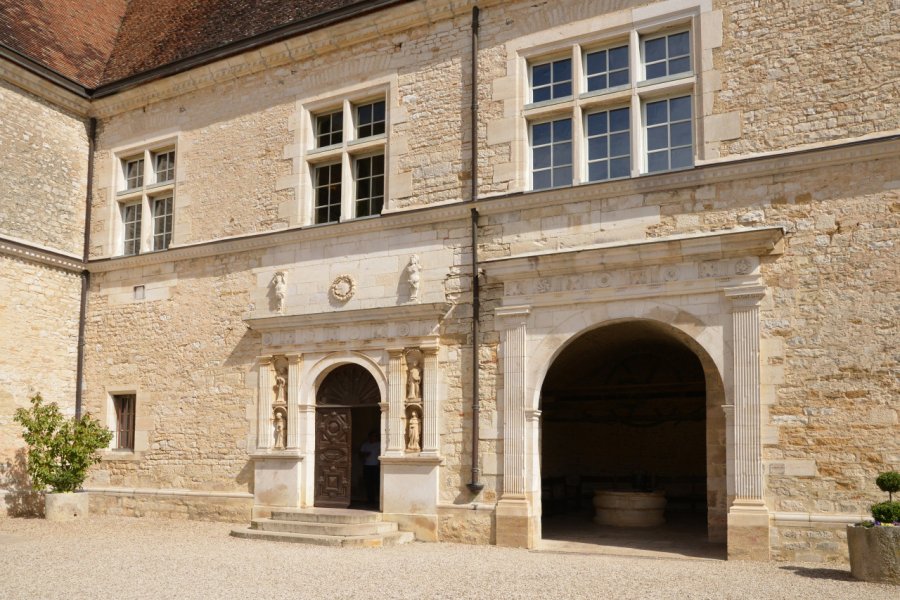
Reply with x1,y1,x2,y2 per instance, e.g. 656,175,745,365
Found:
329,274,356,302
596,273,612,288
735,258,752,275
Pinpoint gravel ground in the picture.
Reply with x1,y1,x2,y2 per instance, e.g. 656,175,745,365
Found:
0,516,895,600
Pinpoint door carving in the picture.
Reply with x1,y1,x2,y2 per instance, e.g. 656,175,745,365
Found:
314,407,352,508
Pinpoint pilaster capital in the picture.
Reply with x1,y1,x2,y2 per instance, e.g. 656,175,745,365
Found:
386,347,405,358
525,409,542,423
495,305,531,328
724,285,766,309
258,355,274,366
286,354,302,365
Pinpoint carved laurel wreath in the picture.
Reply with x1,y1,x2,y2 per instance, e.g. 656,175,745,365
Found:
329,274,356,302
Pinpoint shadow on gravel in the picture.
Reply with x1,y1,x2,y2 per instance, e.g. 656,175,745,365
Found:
780,566,855,582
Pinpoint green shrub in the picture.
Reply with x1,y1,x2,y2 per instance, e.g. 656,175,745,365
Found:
13,394,112,494
870,501,900,524
875,471,900,502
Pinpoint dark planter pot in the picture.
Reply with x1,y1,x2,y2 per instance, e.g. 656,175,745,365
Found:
847,525,900,585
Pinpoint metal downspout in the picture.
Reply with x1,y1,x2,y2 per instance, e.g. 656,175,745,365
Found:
75,117,96,418
466,5,484,495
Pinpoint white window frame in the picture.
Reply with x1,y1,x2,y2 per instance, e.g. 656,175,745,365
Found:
113,138,178,256
301,86,389,226
522,18,697,190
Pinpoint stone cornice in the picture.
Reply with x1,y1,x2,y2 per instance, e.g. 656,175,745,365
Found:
87,203,470,273
245,301,451,332
0,56,91,117
0,235,85,273
482,227,784,279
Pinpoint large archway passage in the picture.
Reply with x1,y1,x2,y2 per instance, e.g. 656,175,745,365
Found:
539,320,724,557
314,364,381,509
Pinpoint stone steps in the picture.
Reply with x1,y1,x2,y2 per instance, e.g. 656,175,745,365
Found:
230,507,414,548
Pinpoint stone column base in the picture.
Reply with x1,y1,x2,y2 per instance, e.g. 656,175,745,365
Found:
495,496,535,548
727,500,771,560
45,492,89,521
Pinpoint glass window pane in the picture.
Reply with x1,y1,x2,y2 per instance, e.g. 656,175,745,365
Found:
552,166,572,187
645,37,666,62
373,154,384,173
586,51,606,75
532,63,551,87
610,157,630,178
669,56,690,75
671,121,693,147
588,161,608,182
610,107,630,131
533,146,552,169
668,32,690,57
647,125,668,151
610,132,630,157
358,104,371,124
609,46,629,70
609,70,629,88
587,113,608,136
532,122,551,145
532,87,551,103
588,137,608,160
553,58,571,81
646,100,668,125
533,170,552,190
357,158,370,178
670,96,692,121
671,146,693,169
648,151,668,172
587,74,607,92
357,178,370,199
555,141,572,166
646,62,667,79
553,118,572,141
553,81,572,98
373,101,385,123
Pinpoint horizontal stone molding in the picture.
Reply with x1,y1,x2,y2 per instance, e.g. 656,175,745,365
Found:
380,455,444,466
0,57,91,116
84,487,253,499
773,512,869,525
0,234,84,273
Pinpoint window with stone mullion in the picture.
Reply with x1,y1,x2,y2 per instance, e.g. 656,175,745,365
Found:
586,107,631,182
316,110,343,148
531,118,573,190
152,196,173,250
645,95,693,173
122,203,142,256
355,154,384,217
315,163,342,224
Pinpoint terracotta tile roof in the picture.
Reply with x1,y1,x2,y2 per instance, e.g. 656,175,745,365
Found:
0,0,383,90
0,0,127,88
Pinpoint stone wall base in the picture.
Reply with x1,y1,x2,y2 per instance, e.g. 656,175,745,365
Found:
436,504,494,544
382,512,438,541
727,501,771,560
770,520,850,563
495,497,535,548
88,491,252,522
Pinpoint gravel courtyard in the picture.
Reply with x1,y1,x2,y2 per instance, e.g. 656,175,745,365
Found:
0,516,895,600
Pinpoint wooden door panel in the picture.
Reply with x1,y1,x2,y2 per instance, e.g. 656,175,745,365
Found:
314,407,351,508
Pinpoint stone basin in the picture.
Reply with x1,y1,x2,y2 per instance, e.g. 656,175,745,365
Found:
593,490,666,527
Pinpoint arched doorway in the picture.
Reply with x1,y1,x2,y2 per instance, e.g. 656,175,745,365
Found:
314,364,381,509
539,320,723,555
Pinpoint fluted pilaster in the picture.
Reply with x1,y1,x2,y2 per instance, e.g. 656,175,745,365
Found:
286,355,301,449
498,306,530,497
257,356,273,449
422,345,440,454
386,348,405,454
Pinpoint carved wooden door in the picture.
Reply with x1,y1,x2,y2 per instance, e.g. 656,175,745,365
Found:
314,407,352,508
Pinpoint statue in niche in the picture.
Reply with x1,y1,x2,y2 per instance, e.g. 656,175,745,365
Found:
273,410,286,450
272,271,287,313
274,371,287,404
406,410,421,453
406,359,422,401
406,255,421,302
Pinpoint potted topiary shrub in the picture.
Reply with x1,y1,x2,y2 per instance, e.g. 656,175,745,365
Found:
847,471,900,584
13,394,112,521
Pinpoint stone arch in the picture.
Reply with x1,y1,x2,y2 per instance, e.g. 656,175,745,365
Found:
304,350,387,404
527,303,729,545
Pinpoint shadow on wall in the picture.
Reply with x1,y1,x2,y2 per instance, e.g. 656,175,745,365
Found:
0,448,42,517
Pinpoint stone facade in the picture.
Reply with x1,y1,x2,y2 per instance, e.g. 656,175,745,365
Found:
1,0,897,563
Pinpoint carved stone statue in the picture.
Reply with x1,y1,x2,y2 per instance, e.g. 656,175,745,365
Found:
406,411,421,453
273,411,286,450
406,362,421,401
272,271,287,313
406,255,421,302
274,371,287,404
